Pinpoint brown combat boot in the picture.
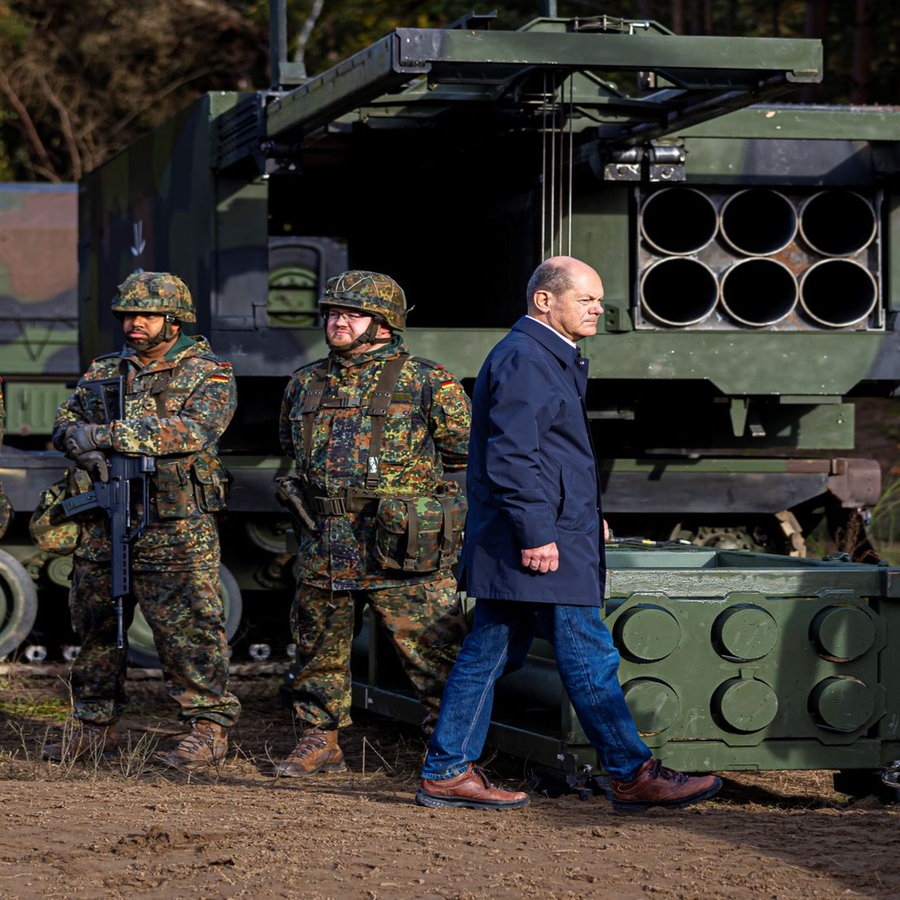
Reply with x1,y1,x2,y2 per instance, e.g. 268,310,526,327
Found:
159,719,229,771
42,720,118,762
416,764,530,810
272,729,346,777
610,759,722,810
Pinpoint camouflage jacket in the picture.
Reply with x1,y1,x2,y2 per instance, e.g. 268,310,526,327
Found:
279,336,471,589
51,335,236,571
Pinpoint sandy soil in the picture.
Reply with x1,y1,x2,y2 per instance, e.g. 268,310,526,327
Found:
2,396,899,898
2,664,900,900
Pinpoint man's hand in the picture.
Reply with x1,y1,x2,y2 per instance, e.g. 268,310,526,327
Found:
64,424,104,458
521,542,559,574
72,449,109,483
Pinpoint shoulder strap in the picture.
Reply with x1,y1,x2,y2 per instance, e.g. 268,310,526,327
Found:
299,364,331,468
363,353,408,490
297,354,409,489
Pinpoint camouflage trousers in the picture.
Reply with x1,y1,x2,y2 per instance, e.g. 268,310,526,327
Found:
67,558,241,727
288,572,467,732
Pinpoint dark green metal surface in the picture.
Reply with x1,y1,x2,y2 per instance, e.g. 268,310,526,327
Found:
6,11,900,793
353,544,900,777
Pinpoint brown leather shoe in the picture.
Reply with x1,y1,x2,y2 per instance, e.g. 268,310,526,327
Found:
42,720,118,762
272,729,346,777
159,719,229,771
610,759,722,810
416,764,530,810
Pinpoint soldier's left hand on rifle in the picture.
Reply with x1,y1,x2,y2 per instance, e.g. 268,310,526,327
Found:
64,424,110,483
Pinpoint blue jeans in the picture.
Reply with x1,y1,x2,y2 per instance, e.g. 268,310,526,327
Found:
421,599,652,782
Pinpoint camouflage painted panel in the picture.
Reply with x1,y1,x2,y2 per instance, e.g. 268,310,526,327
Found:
0,185,78,378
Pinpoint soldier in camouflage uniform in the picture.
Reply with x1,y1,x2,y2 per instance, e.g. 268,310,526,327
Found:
274,270,471,776
42,272,240,770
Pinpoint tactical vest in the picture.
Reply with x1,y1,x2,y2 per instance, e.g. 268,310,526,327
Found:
294,352,465,572
297,353,409,514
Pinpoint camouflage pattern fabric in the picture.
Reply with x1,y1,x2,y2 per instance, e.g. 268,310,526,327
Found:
0,377,9,537
52,335,235,570
112,271,197,322
289,575,466,730
52,333,239,727
28,466,91,553
320,270,407,331
68,558,240,726
279,334,471,729
279,335,471,590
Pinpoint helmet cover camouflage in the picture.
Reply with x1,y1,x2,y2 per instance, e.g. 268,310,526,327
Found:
112,272,196,323
319,270,406,331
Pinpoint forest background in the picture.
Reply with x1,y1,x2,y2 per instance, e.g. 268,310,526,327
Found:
0,0,896,185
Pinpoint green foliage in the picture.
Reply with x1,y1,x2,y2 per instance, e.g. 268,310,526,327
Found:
0,692,68,721
0,0,267,181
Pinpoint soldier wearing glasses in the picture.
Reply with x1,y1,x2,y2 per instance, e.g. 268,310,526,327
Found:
274,270,470,777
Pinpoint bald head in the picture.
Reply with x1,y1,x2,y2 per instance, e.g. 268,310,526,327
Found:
526,256,604,343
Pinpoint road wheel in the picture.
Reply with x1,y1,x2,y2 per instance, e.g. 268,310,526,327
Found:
0,548,39,659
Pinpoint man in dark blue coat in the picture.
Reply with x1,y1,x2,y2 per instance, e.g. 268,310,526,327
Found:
415,256,722,811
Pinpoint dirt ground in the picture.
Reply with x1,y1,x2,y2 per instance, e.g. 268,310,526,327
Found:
2,395,900,899
1,663,899,900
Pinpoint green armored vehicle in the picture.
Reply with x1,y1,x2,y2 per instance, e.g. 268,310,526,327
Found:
5,4,900,794
76,10,887,576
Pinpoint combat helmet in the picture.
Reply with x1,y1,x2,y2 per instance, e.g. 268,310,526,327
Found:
319,270,406,331
112,272,196,323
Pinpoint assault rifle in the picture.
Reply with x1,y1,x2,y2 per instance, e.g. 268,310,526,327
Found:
61,375,155,650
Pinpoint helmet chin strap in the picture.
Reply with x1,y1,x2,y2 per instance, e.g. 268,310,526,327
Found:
328,316,390,355
126,315,179,351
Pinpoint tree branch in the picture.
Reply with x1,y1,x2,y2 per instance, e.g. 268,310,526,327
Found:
293,0,326,75
0,59,59,180
36,70,83,181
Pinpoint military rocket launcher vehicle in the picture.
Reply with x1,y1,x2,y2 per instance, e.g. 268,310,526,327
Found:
74,10,846,565
5,3,900,796
71,9,892,577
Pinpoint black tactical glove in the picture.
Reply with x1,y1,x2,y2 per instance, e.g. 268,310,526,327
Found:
71,449,109,483
64,424,103,458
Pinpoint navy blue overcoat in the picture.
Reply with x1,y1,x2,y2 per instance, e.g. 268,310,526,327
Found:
459,316,605,606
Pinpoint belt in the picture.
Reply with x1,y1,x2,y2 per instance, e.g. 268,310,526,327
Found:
307,490,379,516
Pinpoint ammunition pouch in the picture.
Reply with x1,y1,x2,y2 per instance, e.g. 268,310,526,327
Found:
155,457,230,518
154,459,192,518
191,456,231,513
372,481,466,573
29,467,93,554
